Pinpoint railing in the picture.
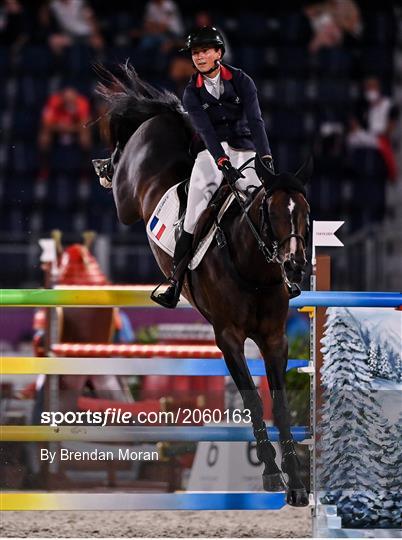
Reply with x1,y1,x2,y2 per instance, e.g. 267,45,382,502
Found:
1,222,401,290
331,219,402,291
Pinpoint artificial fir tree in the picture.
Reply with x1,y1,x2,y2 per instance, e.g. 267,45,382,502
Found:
367,341,379,377
318,308,401,528
376,346,393,380
392,350,402,382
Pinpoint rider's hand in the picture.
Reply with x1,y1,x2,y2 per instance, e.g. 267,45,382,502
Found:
261,155,275,174
217,157,245,186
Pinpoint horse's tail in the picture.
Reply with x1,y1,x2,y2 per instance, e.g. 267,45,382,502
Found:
95,62,187,149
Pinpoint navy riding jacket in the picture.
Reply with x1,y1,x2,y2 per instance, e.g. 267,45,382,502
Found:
182,64,271,162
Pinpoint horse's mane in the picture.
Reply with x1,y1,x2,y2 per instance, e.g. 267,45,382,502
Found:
95,62,188,149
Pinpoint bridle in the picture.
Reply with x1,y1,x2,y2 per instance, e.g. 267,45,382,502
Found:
259,189,307,262
235,158,307,269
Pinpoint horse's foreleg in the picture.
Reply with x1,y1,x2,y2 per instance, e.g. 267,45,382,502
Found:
257,334,309,506
215,328,286,492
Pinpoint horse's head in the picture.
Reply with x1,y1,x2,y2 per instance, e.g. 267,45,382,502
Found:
259,157,312,284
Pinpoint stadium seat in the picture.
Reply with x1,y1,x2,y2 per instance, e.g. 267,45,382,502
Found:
361,46,394,77
267,109,305,141
231,12,270,45
3,175,34,206
271,141,305,173
50,143,84,174
363,11,396,45
276,46,310,75
61,44,95,76
44,173,77,209
42,207,72,232
17,45,54,75
88,206,117,233
232,46,262,76
0,46,10,77
14,76,49,109
277,13,311,45
6,143,38,175
314,47,352,77
10,108,40,140
88,176,114,207
316,79,349,105
271,79,309,108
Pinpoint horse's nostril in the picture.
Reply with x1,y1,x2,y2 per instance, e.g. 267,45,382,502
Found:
284,257,305,276
288,256,301,272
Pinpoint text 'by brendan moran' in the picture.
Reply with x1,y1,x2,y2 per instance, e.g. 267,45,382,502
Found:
40,448,159,462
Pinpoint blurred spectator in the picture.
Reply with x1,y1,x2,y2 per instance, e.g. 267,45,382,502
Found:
23,1,52,45
168,53,194,98
327,0,362,39
362,77,398,139
38,86,91,180
303,0,361,53
48,0,104,53
349,77,399,182
346,116,377,149
134,0,184,52
345,75,399,229
143,0,183,38
0,0,26,47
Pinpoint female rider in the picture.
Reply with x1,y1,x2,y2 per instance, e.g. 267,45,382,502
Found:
153,25,275,308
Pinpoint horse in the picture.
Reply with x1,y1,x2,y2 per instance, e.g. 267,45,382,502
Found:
97,64,311,506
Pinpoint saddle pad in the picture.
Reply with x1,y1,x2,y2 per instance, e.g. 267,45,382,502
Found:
146,180,257,270
146,181,183,257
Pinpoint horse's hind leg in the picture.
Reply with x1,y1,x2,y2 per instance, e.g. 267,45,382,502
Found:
215,328,286,492
256,334,309,507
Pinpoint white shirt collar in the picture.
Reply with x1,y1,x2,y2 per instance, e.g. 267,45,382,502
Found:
203,71,222,98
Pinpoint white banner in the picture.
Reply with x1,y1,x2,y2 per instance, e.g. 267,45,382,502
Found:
312,220,344,262
39,239,57,263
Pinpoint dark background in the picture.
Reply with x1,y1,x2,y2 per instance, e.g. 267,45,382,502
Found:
0,0,401,290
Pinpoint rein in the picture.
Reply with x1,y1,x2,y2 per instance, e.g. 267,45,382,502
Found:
221,157,306,294
230,158,279,264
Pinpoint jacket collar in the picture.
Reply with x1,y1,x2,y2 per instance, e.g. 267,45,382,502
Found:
195,64,233,88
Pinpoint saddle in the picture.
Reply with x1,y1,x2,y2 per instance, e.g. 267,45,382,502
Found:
192,183,262,250
174,179,235,247
146,173,261,269
192,184,233,247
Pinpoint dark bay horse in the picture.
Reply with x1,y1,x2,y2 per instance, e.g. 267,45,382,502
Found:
98,65,311,506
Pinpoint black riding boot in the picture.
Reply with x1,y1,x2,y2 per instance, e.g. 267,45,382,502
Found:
92,143,121,184
152,230,194,309
92,158,114,182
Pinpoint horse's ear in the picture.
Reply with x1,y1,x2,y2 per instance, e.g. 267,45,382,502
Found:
295,155,314,184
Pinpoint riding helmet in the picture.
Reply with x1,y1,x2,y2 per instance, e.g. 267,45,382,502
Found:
180,26,225,56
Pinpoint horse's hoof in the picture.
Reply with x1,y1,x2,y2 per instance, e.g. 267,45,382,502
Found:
263,473,286,492
286,488,309,507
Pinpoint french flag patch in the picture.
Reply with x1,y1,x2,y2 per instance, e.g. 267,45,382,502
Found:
150,216,166,240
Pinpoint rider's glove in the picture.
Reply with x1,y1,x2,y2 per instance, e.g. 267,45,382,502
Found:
217,157,245,186
261,155,275,174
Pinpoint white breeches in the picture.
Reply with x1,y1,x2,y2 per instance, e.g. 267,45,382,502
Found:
183,142,257,234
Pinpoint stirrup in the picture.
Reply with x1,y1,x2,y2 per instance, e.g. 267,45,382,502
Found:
150,281,180,309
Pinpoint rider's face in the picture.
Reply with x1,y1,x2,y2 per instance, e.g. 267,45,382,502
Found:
191,46,221,74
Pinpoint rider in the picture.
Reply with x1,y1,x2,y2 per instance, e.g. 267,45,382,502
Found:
153,25,275,308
